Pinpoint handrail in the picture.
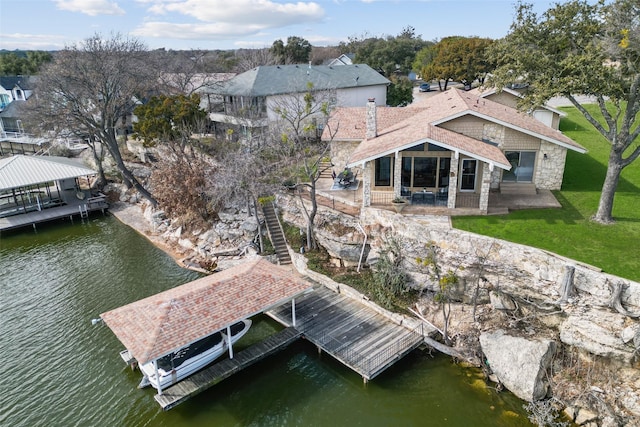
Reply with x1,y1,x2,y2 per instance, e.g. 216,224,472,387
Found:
300,316,423,377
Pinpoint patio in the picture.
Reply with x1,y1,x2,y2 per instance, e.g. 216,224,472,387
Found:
312,176,561,217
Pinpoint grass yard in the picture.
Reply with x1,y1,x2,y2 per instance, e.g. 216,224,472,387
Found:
452,105,640,282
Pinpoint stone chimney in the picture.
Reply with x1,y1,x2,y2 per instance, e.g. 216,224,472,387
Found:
366,98,377,139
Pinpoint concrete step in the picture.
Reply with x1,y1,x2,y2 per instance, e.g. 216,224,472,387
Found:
500,182,537,195
319,161,334,179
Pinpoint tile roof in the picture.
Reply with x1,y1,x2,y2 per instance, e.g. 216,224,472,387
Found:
329,88,585,169
467,86,567,117
100,258,313,365
205,64,390,97
348,119,512,170
439,89,583,152
0,155,97,192
324,104,428,141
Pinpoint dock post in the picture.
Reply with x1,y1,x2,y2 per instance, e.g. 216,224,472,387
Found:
292,299,297,327
154,360,163,396
226,325,234,359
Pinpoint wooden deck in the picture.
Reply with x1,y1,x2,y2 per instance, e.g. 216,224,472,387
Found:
154,327,302,411
268,285,424,381
0,196,108,232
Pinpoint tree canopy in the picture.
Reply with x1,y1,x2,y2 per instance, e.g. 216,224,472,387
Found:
0,50,52,75
345,26,431,76
133,93,207,153
344,26,431,106
414,36,494,90
270,36,312,64
487,0,640,224
32,33,158,204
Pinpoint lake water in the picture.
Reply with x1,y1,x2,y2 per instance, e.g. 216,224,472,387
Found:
0,215,533,426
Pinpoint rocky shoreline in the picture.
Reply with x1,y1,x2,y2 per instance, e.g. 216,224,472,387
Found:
107,192,640,427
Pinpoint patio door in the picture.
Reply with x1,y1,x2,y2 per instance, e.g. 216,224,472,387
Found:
503,151,536,182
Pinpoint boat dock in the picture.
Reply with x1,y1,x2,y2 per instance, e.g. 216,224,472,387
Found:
0,195,108,232
268,285,425,382
154,327,302,411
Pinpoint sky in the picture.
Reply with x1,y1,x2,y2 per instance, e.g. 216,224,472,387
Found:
0,0,560,52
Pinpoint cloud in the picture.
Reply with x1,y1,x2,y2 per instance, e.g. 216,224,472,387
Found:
132,22,267,40
54,0,125,16
133,0,324,40
0,33,69,50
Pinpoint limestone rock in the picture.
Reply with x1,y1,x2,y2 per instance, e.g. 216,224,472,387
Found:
480,329,556,401
240,217,258,233
559,307,635,363
489,290,517,311
317,234,366,264
620,324,640,344
178,238,194,250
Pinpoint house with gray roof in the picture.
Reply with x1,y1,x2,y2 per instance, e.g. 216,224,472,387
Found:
202,64,389,142
323,89,586,214
0,76,34,111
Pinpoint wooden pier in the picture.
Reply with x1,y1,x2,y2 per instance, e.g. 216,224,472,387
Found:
268,285,425,382
0,196,108,232
154,327,302,411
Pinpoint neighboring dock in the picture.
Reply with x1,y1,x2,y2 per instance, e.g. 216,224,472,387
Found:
154,327,302,410
0,195,108,232
268,285,425,382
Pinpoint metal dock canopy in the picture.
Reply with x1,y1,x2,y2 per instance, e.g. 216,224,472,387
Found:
100,258,313,367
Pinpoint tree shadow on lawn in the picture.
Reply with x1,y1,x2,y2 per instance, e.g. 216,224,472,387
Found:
540,192,584,225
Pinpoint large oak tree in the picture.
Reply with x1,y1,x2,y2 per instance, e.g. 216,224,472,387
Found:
487,0,640,224
414,36,494,91
33,33,158,205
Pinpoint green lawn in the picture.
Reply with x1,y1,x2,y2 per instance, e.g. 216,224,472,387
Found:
452,105,640,282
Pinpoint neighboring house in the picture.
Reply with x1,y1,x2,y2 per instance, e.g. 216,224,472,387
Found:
324,88,586,214
468,86,566,130
0,76,35,132
327,53,355,66
201,64,389,142
0,76,34,111
0,76,47,154
158,72,236,112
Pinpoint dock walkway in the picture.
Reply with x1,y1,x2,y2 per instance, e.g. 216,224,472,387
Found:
155,326,302,410
0,196,108,232
268,285,424,381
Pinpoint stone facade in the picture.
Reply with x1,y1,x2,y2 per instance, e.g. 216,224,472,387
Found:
535,141,568,190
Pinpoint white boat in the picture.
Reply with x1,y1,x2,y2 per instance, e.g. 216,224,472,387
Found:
137,319,252,390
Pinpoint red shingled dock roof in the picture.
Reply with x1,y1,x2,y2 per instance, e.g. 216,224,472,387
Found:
101,258,312,365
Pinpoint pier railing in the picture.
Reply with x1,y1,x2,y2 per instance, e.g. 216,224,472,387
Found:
303,321,424,379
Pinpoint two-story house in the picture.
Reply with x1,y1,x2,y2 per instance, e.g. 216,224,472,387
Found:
201,64,389,142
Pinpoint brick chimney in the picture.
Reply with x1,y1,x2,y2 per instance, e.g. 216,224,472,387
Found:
366,98,377,139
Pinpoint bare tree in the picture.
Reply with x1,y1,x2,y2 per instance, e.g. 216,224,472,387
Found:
267,83,337,250
31,33,158,205
235,48,277,72
417,242,462,345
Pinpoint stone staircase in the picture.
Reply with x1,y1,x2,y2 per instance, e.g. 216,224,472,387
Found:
261,202,292,266
500,182,537,195
318,160,334,180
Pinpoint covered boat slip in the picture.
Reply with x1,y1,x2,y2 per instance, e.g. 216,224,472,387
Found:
0,155,106,231
100,258,313,403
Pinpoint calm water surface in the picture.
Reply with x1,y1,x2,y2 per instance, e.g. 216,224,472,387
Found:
0,215,533,426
